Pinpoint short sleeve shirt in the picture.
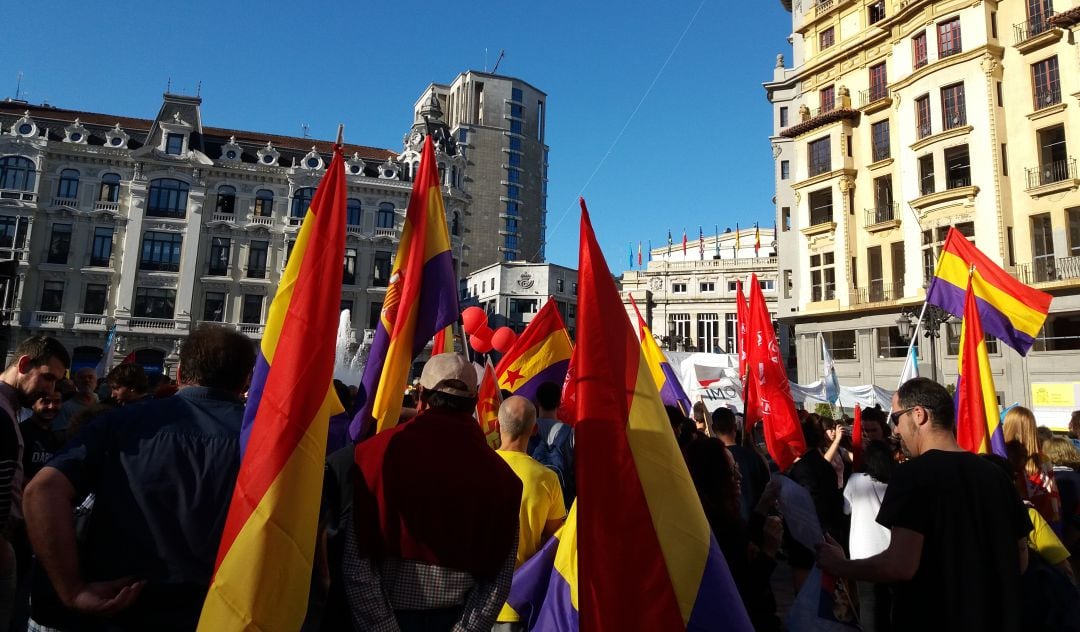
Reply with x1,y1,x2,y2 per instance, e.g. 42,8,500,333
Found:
876,449,1032,631
497,450,566,569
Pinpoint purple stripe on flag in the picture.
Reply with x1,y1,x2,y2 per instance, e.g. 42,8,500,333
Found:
351,321,391,440
411,249,459,356
686,536,753,631
512,360,570,403
532,569,579,632
926,279,1037,354
659,362,692,414
239,352,271,455
990,424,1007,457
506,533,559,628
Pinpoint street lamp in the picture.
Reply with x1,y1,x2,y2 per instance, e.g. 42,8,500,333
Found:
895,305,952,383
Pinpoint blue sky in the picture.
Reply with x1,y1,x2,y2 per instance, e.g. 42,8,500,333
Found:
5,0,792,269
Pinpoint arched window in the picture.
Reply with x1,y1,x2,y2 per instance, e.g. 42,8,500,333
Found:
451,211,461,236
347,199,362,226
253,189,274,216
98,173,121,203
57,169,79,199
215,185,236,214
377,202,395,229
147,178,190,218
291,187,315,218
0,156,36,192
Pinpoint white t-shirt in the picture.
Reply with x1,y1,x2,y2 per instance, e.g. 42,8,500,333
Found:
843,472,891,559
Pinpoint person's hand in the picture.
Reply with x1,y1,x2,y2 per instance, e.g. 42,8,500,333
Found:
761,515,784,557
815,533,848,576
65,577,145,616
755,478,781,515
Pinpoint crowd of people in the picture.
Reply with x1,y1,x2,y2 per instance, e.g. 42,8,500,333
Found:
2,328,1080,631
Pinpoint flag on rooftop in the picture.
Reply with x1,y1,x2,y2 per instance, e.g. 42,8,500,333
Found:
199,141,348,631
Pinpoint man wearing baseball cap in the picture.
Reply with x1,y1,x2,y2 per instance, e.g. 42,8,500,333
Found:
343,353,522,632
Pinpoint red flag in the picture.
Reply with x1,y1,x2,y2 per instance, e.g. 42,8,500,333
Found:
851,404,863,472
746,273,806,471
736,279,761,428
736,280,749,379
476,358,502,448
556,351,578,426
682,229,687,256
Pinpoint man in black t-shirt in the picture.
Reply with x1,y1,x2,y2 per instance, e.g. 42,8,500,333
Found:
20,391,65,482
817,377,1031,631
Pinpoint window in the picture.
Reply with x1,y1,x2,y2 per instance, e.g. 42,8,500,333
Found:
242,294,263,324
1034,312,1080,352
937,18,962,58
343,248,357,285
253,189,274,216
1032,57,1061,109
996,81,1003,107
56,169,79,200
372,252,392,287
44,223,72,265
809,188,833,226
1001,143,1009,177
700,282,715,293
819,85,835,113
871,120,890,162
783,270,792,299
147,178,189,218
808,136,831,176
672,282,687,293
922,223,973,285
290,187,315,219
810,252,836,301
133,288,175,319
1032,213,1056,282
203,292,226,322
1027,0,1054,36
944,145,971,189
346,199,362,226
725,313,739,354
369,301,383,330
868,63,887,102
208,237,231,276
165,133,184,155
891,241,905,296
915,95,931,138
819,27,835,52
1069,208,1080,257
90,227,113,267
377,203,395,229
506,217,519,233
873,175,893,220
697,313,722,353
1034,125,1069,187
506,184,520,199
781,207,791,231
941,83,966,129
536,100,545,141
823,330,856,360
991,11,998,38
759,279,776,291
779,106,789,128
452,211,461,236
98,173,120,203
876,327,908,358
868,0,885,24
83,284,107,315
247,240,268,279
40,281,64,312
0,156,36,192
946,323,999,355
140,231,182,272
919,154,935,195
668,313,691,348
912,31,928,69
512,87,523,102
780,160,790,180
215,185,236,214
509,298,538,318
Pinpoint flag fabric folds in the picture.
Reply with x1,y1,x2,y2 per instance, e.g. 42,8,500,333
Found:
746,273,806,472
637,241,643,267
754,222,761,256
851,404,863,472
199,144,348,631
821,333,841,405
735,223,741,255
476,358,502,448
956,273,1007,456
94,326,117,379
352,136,459,438
736,280,761,428
682,228,688,256
495,298,573,403
926,227,1052,355
431,325,454,356
629,295,692,414
698,226,704,260
570,198,751,630
714,225,720,258
897,343,919,391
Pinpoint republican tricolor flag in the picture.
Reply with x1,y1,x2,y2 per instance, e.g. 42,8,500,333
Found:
199,140,348,631
352,135,459,438
476,358,502,448
495,298,573,403
956,271,1006,456
629,295,692,415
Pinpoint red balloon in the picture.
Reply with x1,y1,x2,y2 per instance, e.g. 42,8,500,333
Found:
491,327,517,353
462,306,488,335
470,330,493,354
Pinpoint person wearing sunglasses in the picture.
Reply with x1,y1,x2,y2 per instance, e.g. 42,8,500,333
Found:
816,377,1033,632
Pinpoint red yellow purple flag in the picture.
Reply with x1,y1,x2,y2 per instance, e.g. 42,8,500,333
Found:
432,325,454,356
352,135,459,438
198,142,347,631
477,358,502,448
494,298,573,403
956,271,1006,456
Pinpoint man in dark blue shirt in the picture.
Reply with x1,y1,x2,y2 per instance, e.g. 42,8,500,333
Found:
23,325,256,631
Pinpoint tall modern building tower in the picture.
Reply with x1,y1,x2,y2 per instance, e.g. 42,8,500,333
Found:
415,71,548,276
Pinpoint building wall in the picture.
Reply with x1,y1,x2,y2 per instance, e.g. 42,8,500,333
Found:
464,261,577,335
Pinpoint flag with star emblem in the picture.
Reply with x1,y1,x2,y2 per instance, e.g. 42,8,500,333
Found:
495,299,573,403
476,358,502,448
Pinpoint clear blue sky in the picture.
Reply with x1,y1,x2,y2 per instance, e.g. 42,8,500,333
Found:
5,0,791,269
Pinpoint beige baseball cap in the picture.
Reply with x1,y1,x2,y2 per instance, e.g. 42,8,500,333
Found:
419,353,478,398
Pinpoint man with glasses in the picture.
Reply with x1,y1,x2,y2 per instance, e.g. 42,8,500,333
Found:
817,377,1032,631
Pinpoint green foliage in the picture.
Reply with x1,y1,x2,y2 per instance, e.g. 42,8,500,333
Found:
814,403,835,419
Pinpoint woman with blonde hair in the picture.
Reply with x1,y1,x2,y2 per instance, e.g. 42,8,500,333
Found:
1004,405,1061,531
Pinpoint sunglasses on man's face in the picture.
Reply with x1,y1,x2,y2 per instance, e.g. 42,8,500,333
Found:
889,407,914,426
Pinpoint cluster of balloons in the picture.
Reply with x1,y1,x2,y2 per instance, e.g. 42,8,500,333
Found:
461,306,518,354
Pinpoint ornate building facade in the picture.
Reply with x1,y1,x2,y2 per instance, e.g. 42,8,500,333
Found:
0,92,468,373
464,261,578,337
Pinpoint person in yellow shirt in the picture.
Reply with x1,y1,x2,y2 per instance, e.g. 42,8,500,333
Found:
494,396,566,632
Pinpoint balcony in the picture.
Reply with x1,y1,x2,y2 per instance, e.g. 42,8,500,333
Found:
864,203,900,231
246,214,273,227
374,227,398,239
210,212,236,224
942,107,966,131
127,317,179,331
346,224,363,236
32,311,65,328
812,0,833,16
1025,158,1079,194
1014,256,1080,285
1032,86,1062,111
1014,14,1061,52
53,197,79,210
93,201,120,213
0,189,36,202
73,313,107,330
858,85,891,112
850,282,900,305
779,107,859,139
238,323,265,337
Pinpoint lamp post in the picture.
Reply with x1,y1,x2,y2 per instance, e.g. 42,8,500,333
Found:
895,305,952,383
